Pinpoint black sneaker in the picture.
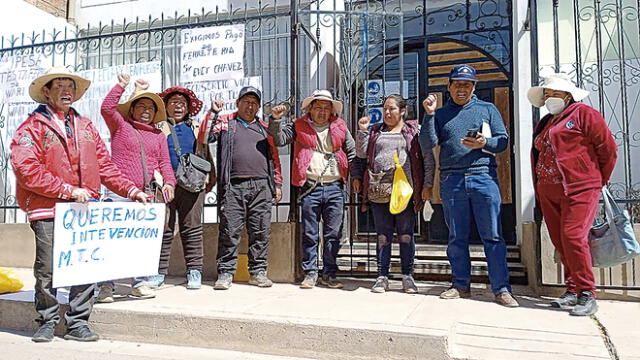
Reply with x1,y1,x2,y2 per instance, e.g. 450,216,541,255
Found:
32,322,55,343
570,291,598,316
319,275,343,289
63,325,99,342
550,291,578,308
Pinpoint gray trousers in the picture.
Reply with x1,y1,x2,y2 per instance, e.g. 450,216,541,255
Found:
31,219,95,329
217,178,273,275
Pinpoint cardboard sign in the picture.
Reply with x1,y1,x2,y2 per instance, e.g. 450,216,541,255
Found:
180,24,245,82
52,202,166,288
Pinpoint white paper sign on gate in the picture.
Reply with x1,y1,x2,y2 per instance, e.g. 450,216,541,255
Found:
52,202,166,288
180,24,245,83
182,76,261,116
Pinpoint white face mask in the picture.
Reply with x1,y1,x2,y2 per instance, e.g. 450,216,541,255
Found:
544,96,567,115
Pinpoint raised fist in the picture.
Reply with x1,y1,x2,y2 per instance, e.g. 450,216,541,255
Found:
422,94,438,115
271,104,288,120
135,78,149,91
210,99,224,113
117,74,130,88
358,116,371,131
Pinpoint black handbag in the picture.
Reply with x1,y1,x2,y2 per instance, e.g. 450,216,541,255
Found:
169,124,211,193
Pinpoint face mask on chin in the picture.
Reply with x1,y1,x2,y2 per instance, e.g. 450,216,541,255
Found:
544,96,567,115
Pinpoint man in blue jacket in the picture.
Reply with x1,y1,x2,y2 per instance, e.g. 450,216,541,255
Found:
420,64,518,307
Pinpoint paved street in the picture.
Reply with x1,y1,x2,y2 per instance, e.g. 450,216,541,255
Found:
0,330,316,360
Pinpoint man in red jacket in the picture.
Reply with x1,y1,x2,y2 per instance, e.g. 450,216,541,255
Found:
10,67,149,343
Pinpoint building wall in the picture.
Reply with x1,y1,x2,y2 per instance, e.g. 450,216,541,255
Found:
22,0,67,18
2,0,72,39
73,0,228,27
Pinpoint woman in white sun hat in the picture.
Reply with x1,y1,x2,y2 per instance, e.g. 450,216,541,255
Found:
528,72,617,316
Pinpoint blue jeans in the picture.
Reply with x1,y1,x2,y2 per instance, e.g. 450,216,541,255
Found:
370,202,416,277
301,183,345,276
440,172,511,294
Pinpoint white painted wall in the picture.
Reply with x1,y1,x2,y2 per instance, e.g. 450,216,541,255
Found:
1,0,73,40
74,0,228,27
512,0,535,239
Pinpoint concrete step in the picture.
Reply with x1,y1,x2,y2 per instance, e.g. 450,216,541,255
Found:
0,269,449,360
4,268,630,360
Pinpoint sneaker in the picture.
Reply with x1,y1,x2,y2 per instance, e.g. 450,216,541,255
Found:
371,276,389,293
130,285,155,299
249,270,273,288
145,274,166,288
319,275,343,289
96,284,114,303
32,322,55,343
213,272,233,290
64,325,99,342
186,270,202,290
402,275,418,294
570,291,598,316
300,271,318,289
550,291,578,308
495,292,519,307
440,287,471,299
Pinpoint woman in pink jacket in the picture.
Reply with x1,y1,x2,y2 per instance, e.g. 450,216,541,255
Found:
96,74,176,302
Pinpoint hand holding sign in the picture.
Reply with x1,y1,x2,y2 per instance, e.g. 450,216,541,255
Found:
71,188,91,203
118,74,130,88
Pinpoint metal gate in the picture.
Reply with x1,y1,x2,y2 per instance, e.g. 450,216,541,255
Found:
0,0,518,282
533,0,640,290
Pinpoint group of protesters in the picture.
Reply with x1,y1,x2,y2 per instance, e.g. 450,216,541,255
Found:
9,62,617,342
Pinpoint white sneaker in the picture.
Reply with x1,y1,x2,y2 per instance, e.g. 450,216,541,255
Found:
130,285,155,299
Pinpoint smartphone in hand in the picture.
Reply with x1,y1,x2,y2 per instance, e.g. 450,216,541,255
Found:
466,128,478,138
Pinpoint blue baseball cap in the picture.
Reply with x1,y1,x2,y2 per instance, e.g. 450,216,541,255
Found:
449,64,477,82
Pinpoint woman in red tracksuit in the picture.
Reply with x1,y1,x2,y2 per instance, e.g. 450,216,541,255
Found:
528,73,617,316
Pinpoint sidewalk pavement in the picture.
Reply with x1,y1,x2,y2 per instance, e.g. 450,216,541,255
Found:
1,268,638,360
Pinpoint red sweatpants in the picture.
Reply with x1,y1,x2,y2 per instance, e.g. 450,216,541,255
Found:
537,183,601,295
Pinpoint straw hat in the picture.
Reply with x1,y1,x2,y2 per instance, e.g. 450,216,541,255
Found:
158,86,203,117
118,86,167,123
29,66,91,104
527,73,590,107
301,90,343,114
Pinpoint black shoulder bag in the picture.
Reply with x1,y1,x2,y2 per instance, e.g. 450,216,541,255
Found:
169,123,211,193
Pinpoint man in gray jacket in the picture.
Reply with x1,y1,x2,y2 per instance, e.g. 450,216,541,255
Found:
268,90,356,288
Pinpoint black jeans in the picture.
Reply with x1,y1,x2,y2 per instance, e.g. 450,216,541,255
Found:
159,186,205,274
217,178,273,275
31,219,95,329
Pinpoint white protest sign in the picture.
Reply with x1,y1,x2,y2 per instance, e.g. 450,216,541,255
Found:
180,24,245,82
75,61,162,140
53,202,166,288
0,53,47,147
183,76,261,116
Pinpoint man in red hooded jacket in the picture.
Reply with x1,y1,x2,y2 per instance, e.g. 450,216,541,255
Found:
10,66,148,343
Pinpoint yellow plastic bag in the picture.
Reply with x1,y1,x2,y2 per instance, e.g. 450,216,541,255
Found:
0,267,24,294
389,154,413,215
